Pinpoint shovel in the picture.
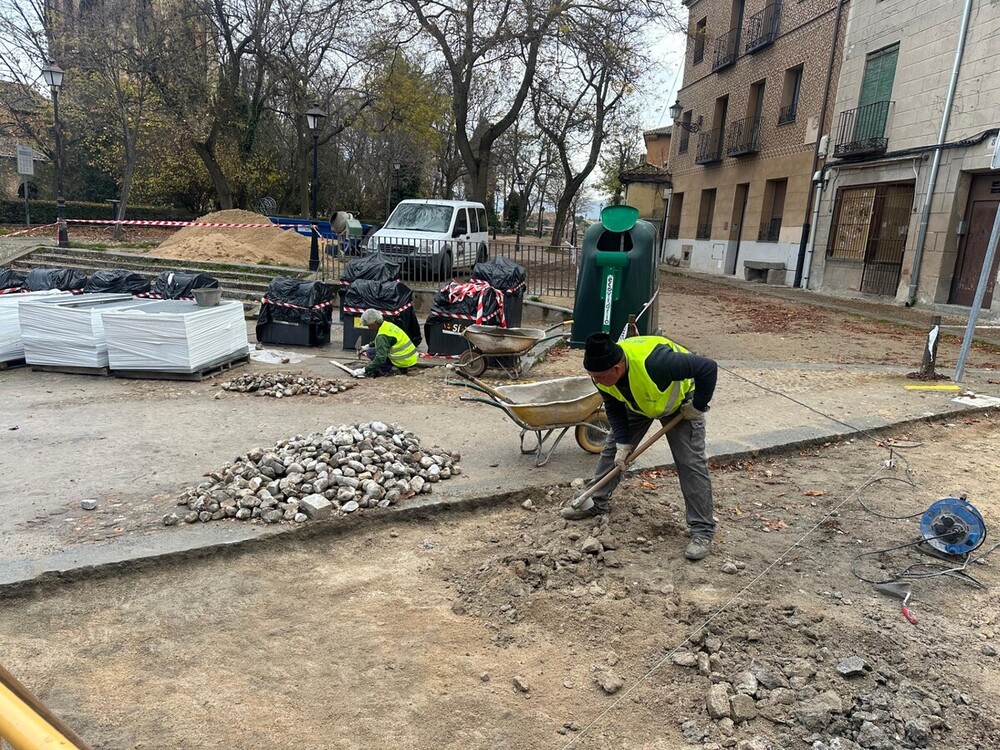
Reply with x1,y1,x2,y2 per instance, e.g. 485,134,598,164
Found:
568,412,684,510
875,582,919,625
330,360,363,378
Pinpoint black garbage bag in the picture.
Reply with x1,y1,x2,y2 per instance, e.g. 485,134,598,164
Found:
424,279,505,343
0,269,27,293
150,271,219,299
24,268,88,292
83,269,152,295
257,277,335,328
339,251,402,308
343,279,421,347
471,256,526,295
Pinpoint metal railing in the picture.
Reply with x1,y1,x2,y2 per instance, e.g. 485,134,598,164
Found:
745,2,781,53
778,102,797,124
726,116,761,156
834,101,892,158
713,28,739,71
696,223,712,240
696,128,724,164
758,218,782,242
693,35,705,64
318,239,579,299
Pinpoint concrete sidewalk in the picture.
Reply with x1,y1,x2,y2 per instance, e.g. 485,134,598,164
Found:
3,358,998,592
664,265,1000,349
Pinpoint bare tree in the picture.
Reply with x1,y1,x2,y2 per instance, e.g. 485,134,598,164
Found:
532,6,648,244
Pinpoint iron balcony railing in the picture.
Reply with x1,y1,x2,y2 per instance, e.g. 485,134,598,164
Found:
758,218,782,242
713,28,739,71
778,102,797,124
834,101,892,158
666,224,680,239
745,2,781,53
696,223,712,240
696,128,724,164
726,116,761,156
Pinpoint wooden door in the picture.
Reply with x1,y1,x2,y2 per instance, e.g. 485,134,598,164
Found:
950,175,1000,307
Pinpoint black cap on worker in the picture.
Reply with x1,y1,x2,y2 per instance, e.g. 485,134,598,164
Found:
583,333,624,372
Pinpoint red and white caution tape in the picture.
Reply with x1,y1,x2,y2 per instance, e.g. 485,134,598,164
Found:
260,297,336,310
2,222,58,238
440,279,506,326
342,302,414,317
0,287,27,295
64,218,289,229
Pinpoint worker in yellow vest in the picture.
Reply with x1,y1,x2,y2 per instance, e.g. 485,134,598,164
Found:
352,308,418,378
562,332,718,562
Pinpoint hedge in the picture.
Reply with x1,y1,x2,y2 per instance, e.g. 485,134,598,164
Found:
0,200,195,225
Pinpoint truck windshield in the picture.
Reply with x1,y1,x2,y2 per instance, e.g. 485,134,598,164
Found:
384,204,454,233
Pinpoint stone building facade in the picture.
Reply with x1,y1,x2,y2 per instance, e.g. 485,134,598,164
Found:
621,126,673,246
807,0,1000,311
663,0,847,284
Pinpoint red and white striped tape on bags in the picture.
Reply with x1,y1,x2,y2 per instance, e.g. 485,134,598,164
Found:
342,302,414,317
441,279,506,326
260,297,336,310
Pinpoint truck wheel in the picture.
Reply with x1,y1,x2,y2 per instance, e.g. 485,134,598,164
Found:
439,251,453,280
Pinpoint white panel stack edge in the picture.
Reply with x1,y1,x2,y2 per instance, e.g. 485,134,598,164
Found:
20,295,149,368
102,300,249,373
0,291,72,362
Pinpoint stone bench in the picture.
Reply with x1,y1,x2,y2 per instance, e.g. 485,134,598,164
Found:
744,260,786,285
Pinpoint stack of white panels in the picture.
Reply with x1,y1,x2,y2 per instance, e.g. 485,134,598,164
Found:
0,291,71,362
102,300,249,373
20,295,148,368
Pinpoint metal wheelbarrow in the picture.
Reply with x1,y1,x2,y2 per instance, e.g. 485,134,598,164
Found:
456,320,570,378
448,367,610,466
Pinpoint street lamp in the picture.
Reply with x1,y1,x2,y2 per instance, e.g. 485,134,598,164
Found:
669,99,701,133
514,179,524,250
41,62,68,248
305,105,326,272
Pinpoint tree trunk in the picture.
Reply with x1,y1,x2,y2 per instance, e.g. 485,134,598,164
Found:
113,139,138,241
192,140,233,210
550,194,575,248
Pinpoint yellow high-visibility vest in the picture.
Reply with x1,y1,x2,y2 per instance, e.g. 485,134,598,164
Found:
595,336,694,418
378,320,418,368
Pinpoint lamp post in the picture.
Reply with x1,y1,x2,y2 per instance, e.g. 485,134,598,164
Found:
41,62,68,248
305,105,326,272
669,99,701,133
514,179,524,250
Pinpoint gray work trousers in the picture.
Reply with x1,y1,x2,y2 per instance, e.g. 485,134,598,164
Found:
586,410,715,539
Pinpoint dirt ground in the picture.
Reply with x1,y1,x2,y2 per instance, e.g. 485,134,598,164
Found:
4,261,1000,748
2,414,998,749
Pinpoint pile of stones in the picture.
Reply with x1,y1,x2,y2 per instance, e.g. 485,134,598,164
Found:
672,622,953,750
219,372,353,398
163,422,461,526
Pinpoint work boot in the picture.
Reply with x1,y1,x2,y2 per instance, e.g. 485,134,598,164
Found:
560,497,607,521
684,536,712,561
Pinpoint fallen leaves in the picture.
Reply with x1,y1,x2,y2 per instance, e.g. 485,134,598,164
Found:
803,490,826,497
761,517,789,531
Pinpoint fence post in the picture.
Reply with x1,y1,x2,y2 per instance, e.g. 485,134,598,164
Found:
917,315,941,379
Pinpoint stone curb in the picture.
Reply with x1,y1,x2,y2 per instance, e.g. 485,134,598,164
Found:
1,404,991,601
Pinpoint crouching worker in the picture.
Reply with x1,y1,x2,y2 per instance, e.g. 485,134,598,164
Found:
562,332,719,562
352,308,418,378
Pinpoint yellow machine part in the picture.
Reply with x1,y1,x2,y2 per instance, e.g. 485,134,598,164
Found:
0,680,81,749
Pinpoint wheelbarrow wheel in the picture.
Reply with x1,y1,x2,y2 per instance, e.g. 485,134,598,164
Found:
576,412,610,454
457,349,487,378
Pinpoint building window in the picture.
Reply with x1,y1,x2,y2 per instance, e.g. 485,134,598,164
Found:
758,179,787,242
667,192,684,238
678,111,692,153
833,42,899,157
828,182,914,295
779,64,802,124
697,189,716,239
693,18,707,64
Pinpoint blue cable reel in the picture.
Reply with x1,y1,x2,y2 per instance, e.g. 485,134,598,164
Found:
919,497,987,557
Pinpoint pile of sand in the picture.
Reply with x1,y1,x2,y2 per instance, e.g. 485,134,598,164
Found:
156,209,311,268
